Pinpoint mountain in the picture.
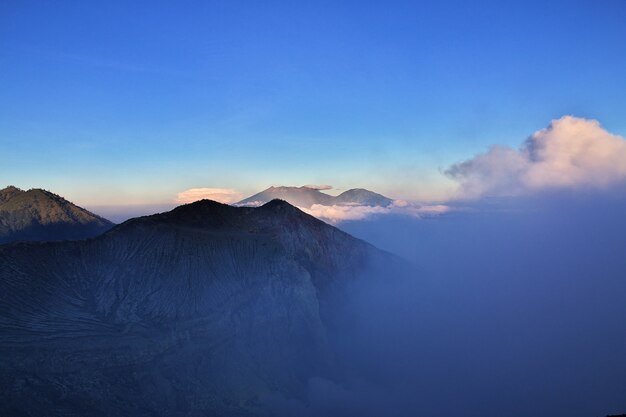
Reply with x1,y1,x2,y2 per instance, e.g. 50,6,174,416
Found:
238,186,393,208
0,199,396,416
237,185,335,208
334,188,393,207
0,186,114,244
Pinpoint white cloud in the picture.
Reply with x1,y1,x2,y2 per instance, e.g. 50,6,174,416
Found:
236,200,264,207
176,188,243,204
301,201,450,223
302,184,333,190
302,204,388,222
446,116,626,198
410,204,451,215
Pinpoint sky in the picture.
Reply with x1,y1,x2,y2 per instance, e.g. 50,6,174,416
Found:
1,0,626,208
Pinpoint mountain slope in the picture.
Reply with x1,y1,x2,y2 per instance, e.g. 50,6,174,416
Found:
0,187,114,244
238,186,393,208
0,199,395,416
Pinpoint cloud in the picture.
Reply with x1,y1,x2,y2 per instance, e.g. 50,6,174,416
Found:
446,116,626,198
236,200,264,207
302,184,333,190
302,201,450,223
303,204,388,222
176,188,243,204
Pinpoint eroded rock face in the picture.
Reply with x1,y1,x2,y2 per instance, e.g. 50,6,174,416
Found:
0,186,114,244
0,199,392,416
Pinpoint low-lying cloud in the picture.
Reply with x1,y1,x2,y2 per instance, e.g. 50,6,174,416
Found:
446,116,626,198
302,201,450,223
335,191,626,417
176,188,243,204
302,184,333,190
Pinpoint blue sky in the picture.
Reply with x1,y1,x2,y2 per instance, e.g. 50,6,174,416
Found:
1,0,626,205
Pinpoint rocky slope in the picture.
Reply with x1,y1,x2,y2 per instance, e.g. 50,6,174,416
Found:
0,199,395,416
0,186,114,244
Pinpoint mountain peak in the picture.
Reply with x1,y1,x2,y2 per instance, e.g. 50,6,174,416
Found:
1,185,23,192
0,185,25,204
335,188,393,206
260,198,297,210
169,198,234,216
120,198,241,230
256,199,318,223
0,186,114,244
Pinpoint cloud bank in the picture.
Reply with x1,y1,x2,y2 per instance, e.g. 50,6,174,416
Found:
302,201,450,223
176,188,243,204
302,184,333,190
446,116,626,198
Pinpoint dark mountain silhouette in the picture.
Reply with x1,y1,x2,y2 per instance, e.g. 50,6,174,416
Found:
0,186,114,244
0,199,397,416
237,185,393,208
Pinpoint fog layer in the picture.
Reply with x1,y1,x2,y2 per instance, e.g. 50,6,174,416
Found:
314,190,626,417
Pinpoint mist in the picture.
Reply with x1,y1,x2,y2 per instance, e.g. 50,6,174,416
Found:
270,190,626,417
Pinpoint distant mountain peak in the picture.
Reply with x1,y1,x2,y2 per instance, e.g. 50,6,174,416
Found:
237,185,393,209
237,185,334,208
335,188,393,206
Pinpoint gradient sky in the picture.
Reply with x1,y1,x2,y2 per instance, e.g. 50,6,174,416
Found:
1,0,626,206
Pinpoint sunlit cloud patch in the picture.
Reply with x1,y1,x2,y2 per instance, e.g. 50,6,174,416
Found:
446,116,626,199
